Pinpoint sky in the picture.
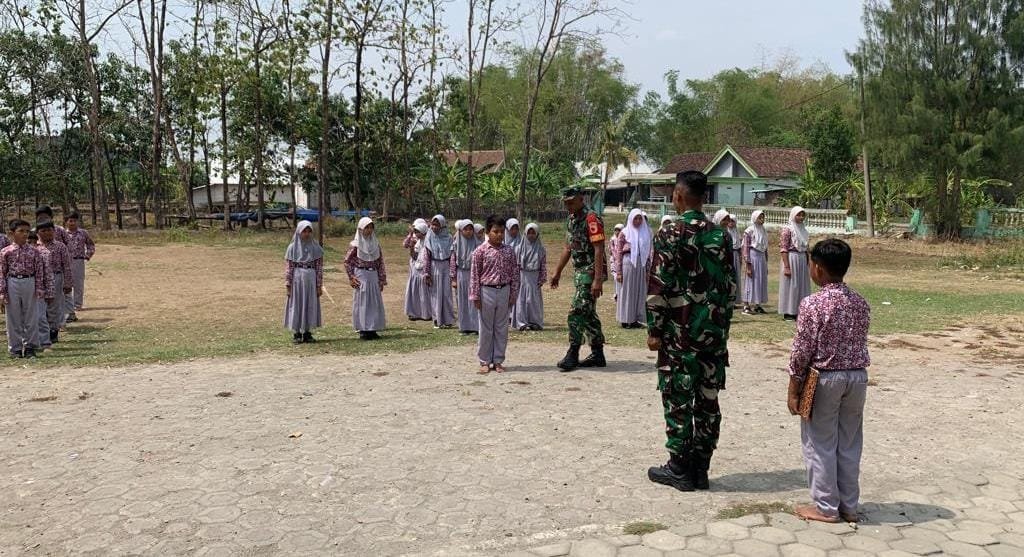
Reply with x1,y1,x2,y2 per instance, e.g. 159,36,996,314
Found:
446,0,868,95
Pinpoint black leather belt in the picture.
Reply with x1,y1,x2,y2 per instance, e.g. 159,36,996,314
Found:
483,284,509,289
8,274,33,279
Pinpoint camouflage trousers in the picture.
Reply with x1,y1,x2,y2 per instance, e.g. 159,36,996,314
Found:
658,350,726,459
568,272,605,347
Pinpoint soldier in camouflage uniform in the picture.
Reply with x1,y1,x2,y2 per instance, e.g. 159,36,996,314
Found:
550,186,608,371
646,170,736,492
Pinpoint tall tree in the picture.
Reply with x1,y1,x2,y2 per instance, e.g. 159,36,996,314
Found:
463,0,501,215
590,111,637,213
133,0,169,229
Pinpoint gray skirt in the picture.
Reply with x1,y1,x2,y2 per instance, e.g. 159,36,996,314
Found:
404,258,432,320
284,267,322,332
352,267,386,332
429,260,455,326
616,257,648,324
744,249,768,304
514,269,544,329
778,251,811,315
732,249,742,300
455,267,479,332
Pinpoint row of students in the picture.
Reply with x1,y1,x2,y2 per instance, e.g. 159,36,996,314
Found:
1,212,94,358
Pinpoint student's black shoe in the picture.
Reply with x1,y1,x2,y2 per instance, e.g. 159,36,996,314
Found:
50,330,59,344
648,461,695,492
366,331,381,340
579,344,607,368
631,322,645,329
358,332,369,341
66,313,78,322
742,307,754,315
691,454,712,490
528,324,543,331
303,332,315,343
292,333,303,344
10,352,22,359
25,349,38,359
755,306,767,314
518,325,529,332
620,323,630,329
557,344,581,372
783,314,797,321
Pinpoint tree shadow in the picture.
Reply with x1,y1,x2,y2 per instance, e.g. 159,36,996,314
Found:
858,502,957,525
78,306,129,311
712,469,807,493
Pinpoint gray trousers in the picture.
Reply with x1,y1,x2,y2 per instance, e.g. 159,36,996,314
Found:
38,272,64,346
6,277,40,353
66,258,85,314
477,285,510,365
800,369,868,517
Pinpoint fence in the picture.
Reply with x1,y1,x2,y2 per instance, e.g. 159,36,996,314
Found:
635,202,853,234
970,208,1024,238
442,198,566,222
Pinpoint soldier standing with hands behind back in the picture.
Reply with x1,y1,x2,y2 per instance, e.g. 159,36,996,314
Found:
550,186,608,372
646,171,736,492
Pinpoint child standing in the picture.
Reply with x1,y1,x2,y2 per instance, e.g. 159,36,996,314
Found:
742,210,769,315
346,217,387,340
474,223,486,243
284,220,323,344
403,219,432,321
36,222,72,347
504,218,522,251
470,216,520,374
723,213,743,307
420,214,455,328
779,206,811,321
609,223,624,301
451,219,481,334
63,212,94,322
513,223,546,331
35,205,70,245
659,214,674,232
787,238,871,524
1,220,46,358
616,208,652,328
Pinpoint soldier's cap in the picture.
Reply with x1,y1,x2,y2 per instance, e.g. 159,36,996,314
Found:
560,186,584,200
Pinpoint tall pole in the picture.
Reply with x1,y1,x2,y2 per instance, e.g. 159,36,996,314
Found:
858,59,875,237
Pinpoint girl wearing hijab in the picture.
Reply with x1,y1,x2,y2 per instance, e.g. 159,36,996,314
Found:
714,211,743,307
403,219,432,321
779,206,811,320
609,223,625,301
451,219,482,334
420,214,456,328
513,223,547,331
742,210,769,315
284,220,324,344
504,218,522,251
345,217,387,340
616,208,652,328
660,214,674,232
474,223,486,243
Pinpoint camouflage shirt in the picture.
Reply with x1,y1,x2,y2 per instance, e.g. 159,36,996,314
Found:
566,206,607,280
646,209,736,368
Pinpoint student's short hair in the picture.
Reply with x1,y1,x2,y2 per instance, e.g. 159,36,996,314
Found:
35,205,54,217
675,170,708,197
9,219,29,232
65,212,80,222
485,215,506,232
811,238,853,278
36,221,55,231
27,230,38,240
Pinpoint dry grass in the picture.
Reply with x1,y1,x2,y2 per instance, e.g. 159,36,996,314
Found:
716,501,794,520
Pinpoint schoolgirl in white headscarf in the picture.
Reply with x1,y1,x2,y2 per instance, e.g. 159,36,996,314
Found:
453,219,482,333
616,208,652,328
284,220,324,343
420,214,455,327
778,206,811,319
512,223,547,331
345,217,387,339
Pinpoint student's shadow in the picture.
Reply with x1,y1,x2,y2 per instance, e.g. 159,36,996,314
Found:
78,305,128,311
712,469,807,492
507,360,655,374
858,501,956,525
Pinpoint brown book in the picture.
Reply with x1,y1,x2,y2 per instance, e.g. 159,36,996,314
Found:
798,368,820,420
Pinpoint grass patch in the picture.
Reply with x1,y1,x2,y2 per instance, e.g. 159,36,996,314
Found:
622,521,667,536
716,501,794,520
940,239,1024,272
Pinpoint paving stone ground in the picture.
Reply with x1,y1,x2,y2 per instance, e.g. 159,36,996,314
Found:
1,333,1023,556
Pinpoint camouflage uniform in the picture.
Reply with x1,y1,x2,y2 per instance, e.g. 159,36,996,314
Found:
646,210,736,459
565,206,607,347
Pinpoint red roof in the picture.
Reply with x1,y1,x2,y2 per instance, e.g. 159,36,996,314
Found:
440,150,505,173
660,151,717,175
660,146,810,178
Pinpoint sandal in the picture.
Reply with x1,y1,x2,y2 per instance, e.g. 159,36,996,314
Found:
477,364,491,375
494,364,506,373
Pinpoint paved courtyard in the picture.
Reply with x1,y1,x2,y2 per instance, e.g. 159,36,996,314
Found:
1,325,1023,556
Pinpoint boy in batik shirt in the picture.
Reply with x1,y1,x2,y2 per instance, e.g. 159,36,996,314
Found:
1,220,46,358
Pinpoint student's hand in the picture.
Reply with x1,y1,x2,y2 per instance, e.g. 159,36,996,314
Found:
746,265,753,278
783,267,792,277
64,287,73,294
590,281,603,299
425,275,433,287
473,299,482,310
286,285,292,296
350,278,361,289
550,274,560,289
451,280,457,289
787,393,800,416
379,283,385,292
647,336,661,351
616,274,623,283
317,287,323,298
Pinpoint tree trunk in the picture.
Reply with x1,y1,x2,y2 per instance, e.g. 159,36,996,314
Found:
79,0,109,230
220,83,231,230
352,40,364,210
317,0,333,245
517,97,540,221
254,49,266,229
88,154,97,225
202,133,214,212
103,142,123,230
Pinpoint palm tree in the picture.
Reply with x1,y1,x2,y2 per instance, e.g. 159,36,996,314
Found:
591,112,639,214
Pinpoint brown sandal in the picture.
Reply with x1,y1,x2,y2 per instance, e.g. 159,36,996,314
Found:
494,364,506,373
477,364,491,375
795,504,840,523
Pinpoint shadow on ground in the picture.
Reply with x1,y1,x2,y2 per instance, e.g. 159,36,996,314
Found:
713,468,807,492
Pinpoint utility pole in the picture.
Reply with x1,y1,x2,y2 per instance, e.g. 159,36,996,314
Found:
858,58,875,237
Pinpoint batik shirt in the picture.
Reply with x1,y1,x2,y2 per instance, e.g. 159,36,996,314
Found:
789,282,871,377
66,228,96,260
344,248,387,288
469,242,520,306
55,225,71,247
0,234,9,251
284,258,324,290
38,240,73,297
0,243,46,299
566,207,606,279
779,227,804,253
646,210,736,369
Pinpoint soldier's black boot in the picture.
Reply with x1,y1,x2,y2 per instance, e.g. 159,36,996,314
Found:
648,452,695,492
557,344,581,372
579,344,607,368
691,453,712,490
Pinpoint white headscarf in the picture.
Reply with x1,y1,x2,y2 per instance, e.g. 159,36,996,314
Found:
504,218,522,250
517,222,545,272
350,217,381,261
788,206,810,251
424,214,453,259
660,214,673,231
285,220,324,263
474,223,485,237
413,217,427,229
746,210,768,252
624,208,652,266
727,213,740,248
413,221,429,235
454,219,480,269
712,209,730,226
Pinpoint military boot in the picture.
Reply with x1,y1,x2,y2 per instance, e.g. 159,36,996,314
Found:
691,453,712,490
648,452,695,492
557,344,581,372
579,344,607,368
